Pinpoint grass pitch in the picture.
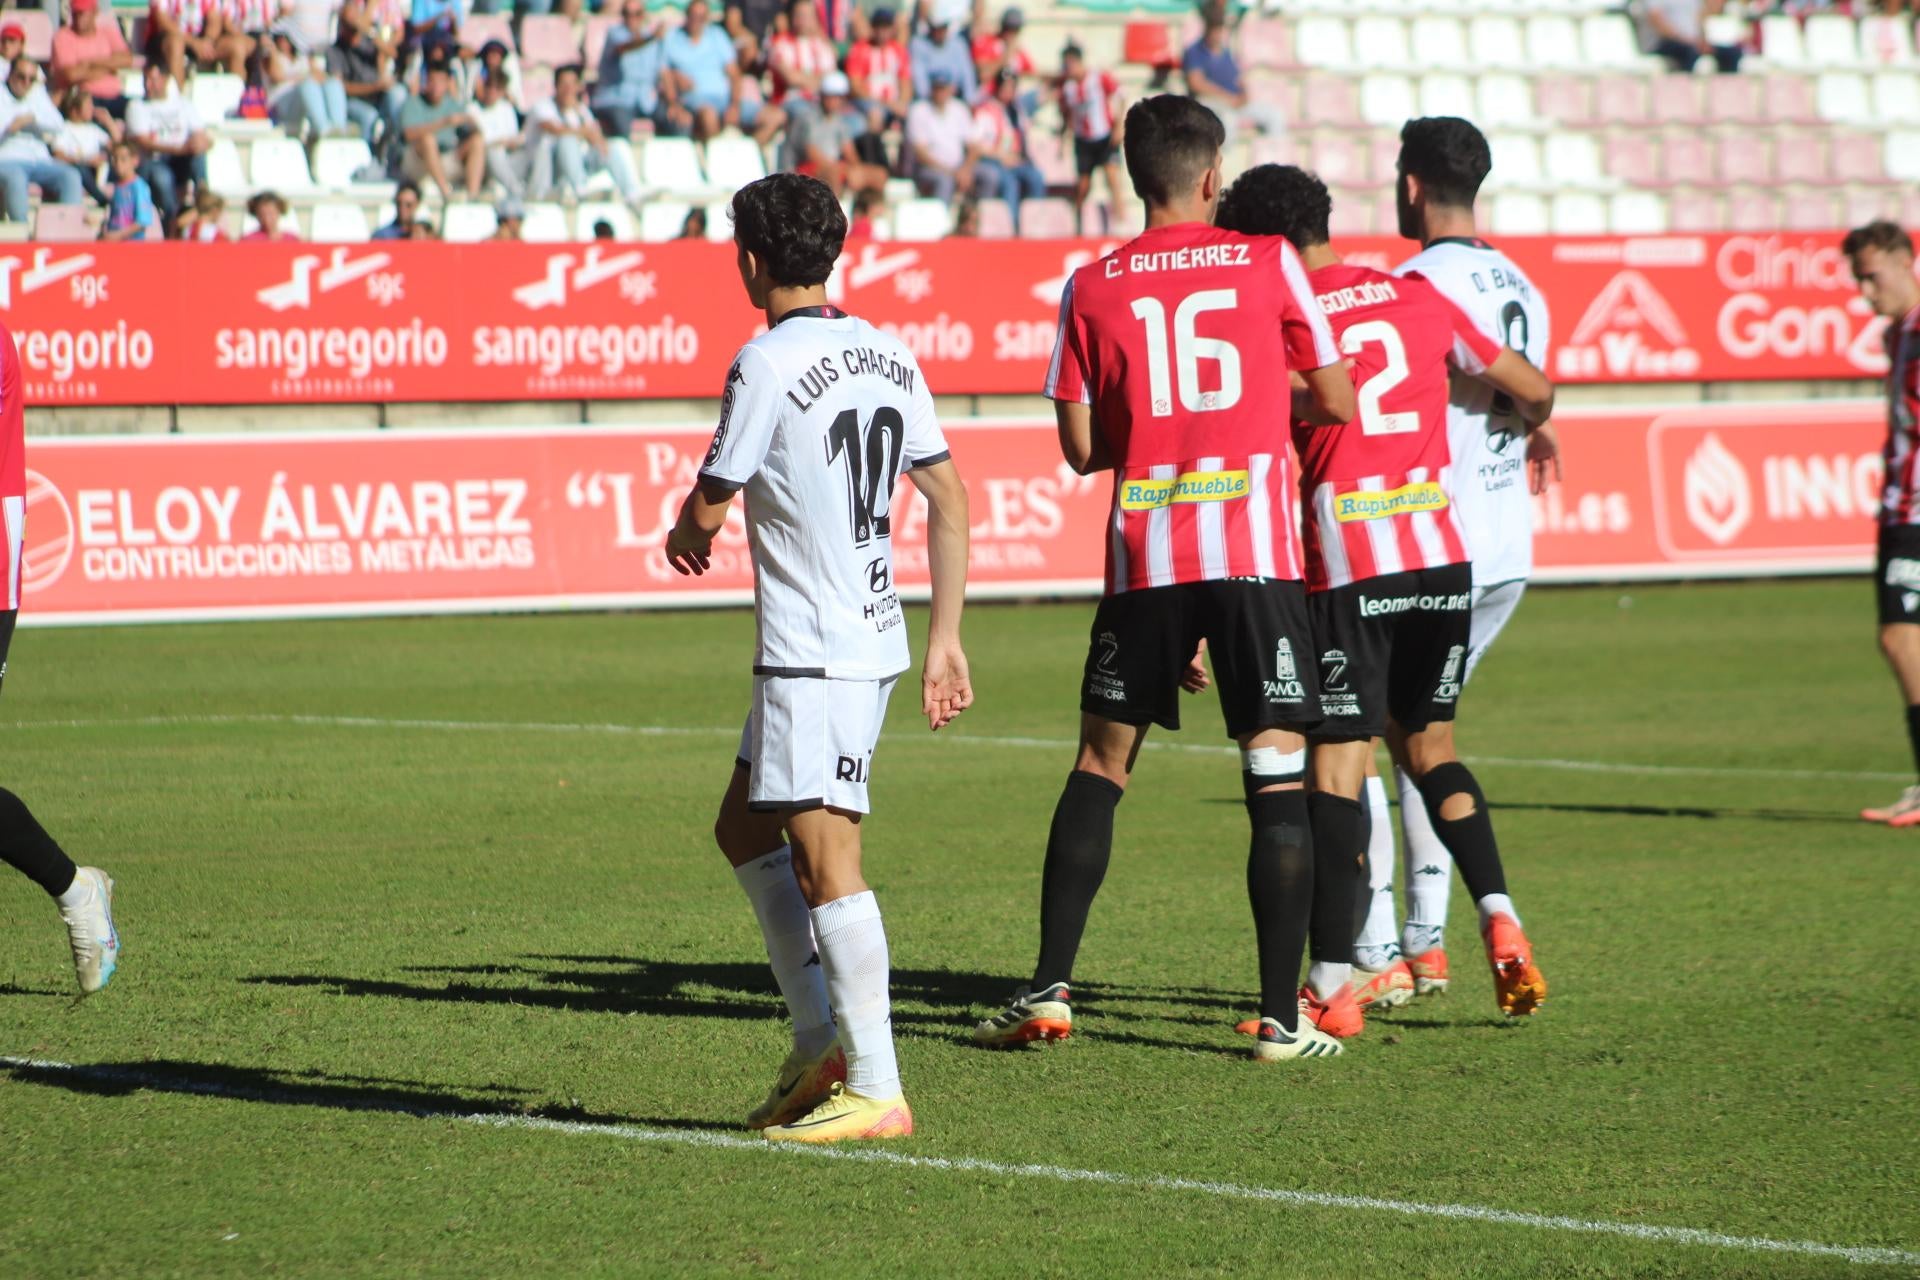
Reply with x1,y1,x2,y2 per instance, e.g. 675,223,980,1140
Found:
1,579,1916,1277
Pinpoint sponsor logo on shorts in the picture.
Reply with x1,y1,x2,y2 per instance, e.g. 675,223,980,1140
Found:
1088,629,1126,703
1318,647,1360,716
1358,591,1471,618
1119,469,1249,511
835,754,871,783
1434,645,1465,702
1887,557,1920,590
1264,636,1305,702
1333,481,1449,524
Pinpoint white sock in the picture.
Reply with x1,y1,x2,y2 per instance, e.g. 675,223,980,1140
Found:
1307,961,1351,1000
1476,893,1521,929
811,890,899,1097
54,871,92,912
1397,763,1453,956
1354,775,1400,968
734,849,835,1057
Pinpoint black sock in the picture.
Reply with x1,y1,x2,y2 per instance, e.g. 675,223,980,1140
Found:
1417,762,1507,901
1353,797,1373,942
1905,705,1920,778
1030,770,1124,992
1307,792,1365,967
1245,788,1312,1028
0,788,76,899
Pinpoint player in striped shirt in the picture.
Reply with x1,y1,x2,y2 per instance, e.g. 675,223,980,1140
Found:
1056,43,1125,235
973,96,1357,1062
1216,165,1553,1034
1846,221,1920,826
0,320,119,996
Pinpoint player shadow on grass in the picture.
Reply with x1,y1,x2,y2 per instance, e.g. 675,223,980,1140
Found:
0,1056,739,1132
1200,797,1851,824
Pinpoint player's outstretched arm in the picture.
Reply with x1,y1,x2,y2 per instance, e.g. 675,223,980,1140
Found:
1294,361,1357,426
1480,349,1556,427
1053,400,1113,475
664,480,734,576
908,459,974,731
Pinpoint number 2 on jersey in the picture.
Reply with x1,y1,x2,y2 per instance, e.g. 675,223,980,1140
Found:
1130,290,1242,417
826,406,905,547
1342,319,1417,436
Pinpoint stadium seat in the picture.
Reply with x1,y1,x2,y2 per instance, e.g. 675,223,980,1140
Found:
640,137,709,196
1419,74,1474,120
441,202,499,242
1861,15,1917,66
1832,132,1886,183
1726,189,1780,231
1549,191,1606,235
1488,191,1548,235
521,203,571,242
1485,133,1542,187
459,13,516,52
892,198,953,241
1018,197,1077,238
1122,22,1176,68
311,138,374,190
1248,76,1299,121
638,198,694,241
1328,191,1373,236
1660,134,1713,185
1764,74,1819,124
1524,15,1581,70
1715,135,1769,185
11,9,52,60
1237,18,1294,71
1774,134,1827,183
1543,133,1605,187
1783,190,1839,230
1300,73,1360,127
1888,130,1920,182
1843,188,1901,228
1605,189,1666,235
583,16,621,77
976,198,1014,239
1650,75,1704,126
1408,17,1469,70
1603,134,1658,187
703,202,732,242
1351,16,1411,69
32,202,92,242
308,202,371,242
1309,134,1367,187
1706,74,1765,125
1358,74,1416,127
1292,16,1352,68
576,200,638,241
1668,191,1723,233
1535,75,1595,126
1027,131,1074,187
190,73,245,123
1804,13,1862,67
1467,72,1530,128
1247,134,1296,169
206,137,247,195
1757,15,1807,68
521,64,556,111
1816,72,1874,124
703,135,767,190
1589,75,1645,126
1580,14,1643,68
1872,72,1920,123
520,16,579,68
248,136,319,194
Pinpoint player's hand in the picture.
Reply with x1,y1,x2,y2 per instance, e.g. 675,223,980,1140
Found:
664,524,712,576
921,640,973,731
1526,422,1563,496
1180,639,1210,694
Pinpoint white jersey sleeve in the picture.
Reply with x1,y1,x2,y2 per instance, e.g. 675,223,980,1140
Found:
699,346,782,492
903,368,952,471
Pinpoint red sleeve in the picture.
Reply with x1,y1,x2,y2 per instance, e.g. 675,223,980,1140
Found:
1043,274,1090,405
1436,288,1501,374
1273,240,1340,371
1101,71,1118,97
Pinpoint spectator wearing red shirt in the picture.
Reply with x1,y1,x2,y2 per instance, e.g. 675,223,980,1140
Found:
768,0,838,114
147,0,252,81
846,6,909,133
243,189,297,239
51,0,134,122
971,68,1044,229
971,7,1032,86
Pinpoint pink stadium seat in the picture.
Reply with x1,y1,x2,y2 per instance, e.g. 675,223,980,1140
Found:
460,13,516,53
1301,74,1360,128
1668,192,1723,233
1239,18,1296,71
13,10,53,61
520,16,580,69
584,16,620,74
1309,135,1366,187
1247,135,1296,168
1843,189,1899,227
1774,134,1827,183
1590,76,1646,126
32,203,92,242
1861,15,1916,65
1604,134,1659,186
1248,76,1298,119
1370,191,1398,235
1764,75,1818,124
1727,189,1780,231
1650,75,1704,125
1329,193,1373,236
1832,132,1886,182
1660,134,1714,186
521,65,556,111
1532,76,1589,125
1705,74,1764,125
1904,190,1920,226
1027,131,1074,187
1367,134,1399,186
976,199,1014,239
1783,191,1839,230
1715,135,1770,184
1019,198,1076,239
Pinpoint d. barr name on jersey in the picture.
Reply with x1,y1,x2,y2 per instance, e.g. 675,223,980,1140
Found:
1044,223,1340,595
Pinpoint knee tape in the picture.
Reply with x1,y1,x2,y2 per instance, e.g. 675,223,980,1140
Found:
1416,761,1483,817
1241,745,1306,799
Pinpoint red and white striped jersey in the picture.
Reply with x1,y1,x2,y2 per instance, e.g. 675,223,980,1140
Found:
845,39,908,105
1881,305,1920,527
151,0,217,37
1045,223,1341,595
769,33,838,104
1292,262,1502,590
1,322,25,611
223,0,275,32
1061,69,1118,140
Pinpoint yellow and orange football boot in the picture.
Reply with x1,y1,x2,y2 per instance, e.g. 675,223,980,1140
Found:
762,1081,913,1144
1351,958,1416,1011
1406,946,1450,996
1297,983,1364,1038
1482,914,1547,1018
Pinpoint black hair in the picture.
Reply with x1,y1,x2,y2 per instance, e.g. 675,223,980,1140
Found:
1215,164,1331,250
729,172,847,287
395,179,422,202
555,63,584,84
1843,220,1914,259
1397,116,1490,209
1122,93,1224,208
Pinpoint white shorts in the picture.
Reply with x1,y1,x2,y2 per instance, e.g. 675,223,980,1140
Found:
1462,578,1526,685
736,674,898,815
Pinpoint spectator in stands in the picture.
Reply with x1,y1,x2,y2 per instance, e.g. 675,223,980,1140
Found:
147,0,251,81
907,68,976,202
469,66,526,196
406,0,461,66
660,0,748,142
491,196,522,239
971,67,1043,229
337,0,408,148
847,6,909,135
0,25,21,68
227,0,279,66
971,7,1032,87
788,71,888,196
461,39,524,112
127,63,210,230
101,139,157,240
848,184,884,237
244,189,298,239
398,57,484,201
528,64,640,201
409,216,436,238
679,206,706,238
769,0,838,123
0,57,84,224
1642,0,1742,74
264,22,357,137
1057,42,1123,234
372,176,421,237
176,186,227,239
591,217,616,240
52,86,112,206
51,0,133,123
910,5,977,104
286,0,341,52
1181,15,1282,146
726,0,786,62
948,195,978,237
593,0,666,141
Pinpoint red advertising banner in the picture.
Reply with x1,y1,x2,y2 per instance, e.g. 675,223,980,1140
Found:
0,233,1894,407
16,401,1885,625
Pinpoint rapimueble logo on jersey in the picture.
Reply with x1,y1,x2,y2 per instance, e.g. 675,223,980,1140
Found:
1333,481,1449,524
707,360,746,468
1119,469,1249,511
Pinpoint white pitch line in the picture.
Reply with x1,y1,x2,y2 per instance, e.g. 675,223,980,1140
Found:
3,712,1906,783
0,1056,1911,1269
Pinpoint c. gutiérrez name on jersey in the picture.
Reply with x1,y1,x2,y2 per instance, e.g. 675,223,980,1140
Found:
783,345,919,413
1105,243,1253,276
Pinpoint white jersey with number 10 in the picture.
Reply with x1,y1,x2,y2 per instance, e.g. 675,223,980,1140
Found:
699,310,951,681
1395,238,1552,589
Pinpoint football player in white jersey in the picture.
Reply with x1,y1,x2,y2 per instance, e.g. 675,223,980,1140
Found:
666,174,974,1142
1346,117,1558,1015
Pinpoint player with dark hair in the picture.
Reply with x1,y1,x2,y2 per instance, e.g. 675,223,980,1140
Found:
972,96,1357,1062
0,318,119,995
666,173,974,1141
1216,164,1554,1034
1844,221,1920,825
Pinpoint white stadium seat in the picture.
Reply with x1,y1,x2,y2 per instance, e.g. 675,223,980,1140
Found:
1489,191,1548,235
190,73,244,122
639,199,694,241
442,202,499,242
1757,15,1806,68
1475,73,1535,129
1358,74,1417,127
248,136,318,194
1524,15,1582,70
1581,14,1644,68
311,138,374,191
1862,15,1917,66
521,203,571,242
576,200,638,241
1608,191,1669,235
1485,133,1542,187
703,135,768,191
1468,16,1527,67
1350,16,1410,69
1816,71,1874,123
640,137,709,196
1292,16,1352,68
206,137,247,196
1544,133,1605,187
1804,13,1862,67
1408,17,1469,69
1872,72,1920,122
308,202,371,242
1418,73,1474,119
1887,129,1920,182
1550,191,1607,235
891,198,953,242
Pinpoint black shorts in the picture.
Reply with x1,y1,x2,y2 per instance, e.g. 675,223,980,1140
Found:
1308,564,1472,739
1877,526,1920,626
1080,578,1319,739
1074,136,1116,176
0,608,14,698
